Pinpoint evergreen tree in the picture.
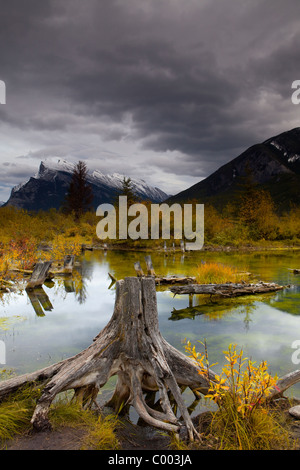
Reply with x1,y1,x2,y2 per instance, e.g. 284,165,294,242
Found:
64,161,93,220
119,177,138,204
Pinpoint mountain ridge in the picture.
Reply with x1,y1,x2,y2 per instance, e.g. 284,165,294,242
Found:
167,127,300,210
4,159,169,211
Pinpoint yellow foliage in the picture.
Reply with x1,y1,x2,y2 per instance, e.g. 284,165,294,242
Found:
193,262,247,284
43,233,83,262
184,340,291,449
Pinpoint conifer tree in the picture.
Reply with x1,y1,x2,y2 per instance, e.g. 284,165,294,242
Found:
64,161,93,220
120,177,138,204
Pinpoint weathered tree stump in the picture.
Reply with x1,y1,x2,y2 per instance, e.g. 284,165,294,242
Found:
145,255,155,276
63,255,75,274
0,277,213,440
25,261,52,290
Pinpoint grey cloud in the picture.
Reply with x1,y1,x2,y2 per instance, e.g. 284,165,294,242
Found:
0,0,299,199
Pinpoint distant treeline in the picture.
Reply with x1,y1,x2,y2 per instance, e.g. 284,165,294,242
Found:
0,191,299,277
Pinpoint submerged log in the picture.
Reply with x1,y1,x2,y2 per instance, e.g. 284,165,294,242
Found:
170,281,285,297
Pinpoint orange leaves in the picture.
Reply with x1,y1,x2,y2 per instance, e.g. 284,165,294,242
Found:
8,236,39,270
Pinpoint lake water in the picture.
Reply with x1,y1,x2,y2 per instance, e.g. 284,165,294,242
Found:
1,248,300,415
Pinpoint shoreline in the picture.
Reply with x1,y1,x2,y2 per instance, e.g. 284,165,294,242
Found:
83,242,300,253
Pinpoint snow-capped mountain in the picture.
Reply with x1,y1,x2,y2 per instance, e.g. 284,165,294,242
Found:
4,160,169,211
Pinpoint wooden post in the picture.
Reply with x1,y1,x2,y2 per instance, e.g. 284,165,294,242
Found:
63,255,75,274
145,255,155,276
134,262,144,277
26,261,52,290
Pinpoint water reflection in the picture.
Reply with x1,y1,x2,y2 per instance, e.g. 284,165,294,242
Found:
170,297,257,326
267,285,300,316
0,249,300,404
26,287,53,317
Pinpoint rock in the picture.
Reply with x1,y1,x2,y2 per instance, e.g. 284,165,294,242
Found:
289,405,300,419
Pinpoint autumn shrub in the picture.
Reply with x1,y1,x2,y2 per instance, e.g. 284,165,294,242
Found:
184,341,293,450
44,233,83,262
8,235,40,270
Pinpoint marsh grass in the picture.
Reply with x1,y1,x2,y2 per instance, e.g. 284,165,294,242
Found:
194,261,248,284
49,395,121,450
0,384,41,444
0,385,121,450
209,398,293,450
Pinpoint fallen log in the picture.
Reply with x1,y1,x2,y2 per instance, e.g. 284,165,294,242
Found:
170,281,285,297
155,275,196,285
134,258,195,285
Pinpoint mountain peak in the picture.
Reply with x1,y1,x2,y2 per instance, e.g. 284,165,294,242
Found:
5,159,169,211
36,159,76,178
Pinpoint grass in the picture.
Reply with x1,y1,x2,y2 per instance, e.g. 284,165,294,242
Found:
0,384,41,444
193,261,248,284
49,395,122,450
0,384,121,450
208,400,293,450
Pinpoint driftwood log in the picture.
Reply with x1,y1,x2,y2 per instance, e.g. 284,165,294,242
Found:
155,276,196,285
170,281,285,297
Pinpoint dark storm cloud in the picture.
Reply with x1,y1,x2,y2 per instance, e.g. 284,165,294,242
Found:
0,0,300,196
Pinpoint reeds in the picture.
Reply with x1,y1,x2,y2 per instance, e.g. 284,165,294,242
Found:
194,261,246,284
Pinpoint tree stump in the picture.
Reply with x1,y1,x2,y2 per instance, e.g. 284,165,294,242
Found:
1,277,300,441
25,261,52,290
26,277,211,438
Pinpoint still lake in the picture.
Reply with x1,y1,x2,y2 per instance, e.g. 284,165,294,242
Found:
1,248,300,414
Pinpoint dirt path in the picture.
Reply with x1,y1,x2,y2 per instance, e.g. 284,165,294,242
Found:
4,419,171,451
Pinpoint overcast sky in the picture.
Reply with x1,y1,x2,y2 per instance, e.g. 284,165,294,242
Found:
0,0,300,200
